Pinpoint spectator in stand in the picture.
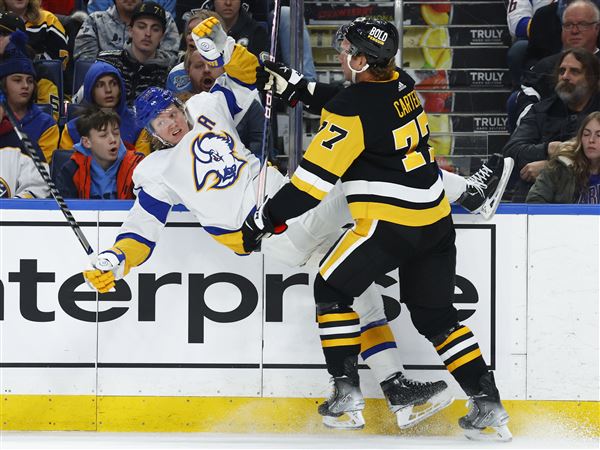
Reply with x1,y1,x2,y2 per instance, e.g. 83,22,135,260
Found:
40,0,74,15
167,8,220,93
54,107,144,199
277,5,317,81
74,0,179,62
60,61,150,155
503,48,600,201
527,111,600,203
0,30,58,163
87,0,176,20
96,2,177,105
0,0,68,69
0,11,25,55
509,0,600,130
209,0,269,59
526,0,600,65
506,0,553,87
0,102,49,198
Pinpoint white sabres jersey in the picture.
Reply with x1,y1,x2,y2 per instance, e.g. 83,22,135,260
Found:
0,147,49,198
119,89,286,255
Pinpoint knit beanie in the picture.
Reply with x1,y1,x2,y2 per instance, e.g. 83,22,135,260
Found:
0,30,35,79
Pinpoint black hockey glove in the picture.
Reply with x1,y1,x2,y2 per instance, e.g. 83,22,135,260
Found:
241,202,288,253
256,60,311,107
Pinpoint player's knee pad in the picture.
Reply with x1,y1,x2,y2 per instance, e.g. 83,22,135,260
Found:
429,323,463,347
405,303,458,341
316,301,355,315
314,273,354,306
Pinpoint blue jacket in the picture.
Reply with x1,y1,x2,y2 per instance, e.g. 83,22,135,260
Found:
62,62,144,151
9,104,59,162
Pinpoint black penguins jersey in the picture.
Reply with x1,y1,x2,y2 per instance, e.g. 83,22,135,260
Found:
268,69,451,228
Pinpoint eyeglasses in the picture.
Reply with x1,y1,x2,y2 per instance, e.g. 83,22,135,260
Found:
562,21,598,31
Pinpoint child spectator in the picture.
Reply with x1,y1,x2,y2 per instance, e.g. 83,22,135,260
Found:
0,0,69,69
61,61,150,155
0,30,58,163
527,111,600,203
54,107,144,199
0,102,49,198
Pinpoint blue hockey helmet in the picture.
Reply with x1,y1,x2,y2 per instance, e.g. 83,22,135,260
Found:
134,86,177,131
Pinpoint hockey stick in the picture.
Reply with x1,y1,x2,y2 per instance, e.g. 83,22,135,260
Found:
0,93,95,259
256,0,282,208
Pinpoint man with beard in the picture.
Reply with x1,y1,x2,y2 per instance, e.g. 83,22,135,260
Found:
511,0,600,130
503,47,600,200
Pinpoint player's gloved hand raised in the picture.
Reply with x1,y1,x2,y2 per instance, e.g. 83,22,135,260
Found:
241,203,288,253
192,16,235,67
83,249,126,294
256,60,312,107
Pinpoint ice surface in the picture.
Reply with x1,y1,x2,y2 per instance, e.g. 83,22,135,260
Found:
0,431,598,450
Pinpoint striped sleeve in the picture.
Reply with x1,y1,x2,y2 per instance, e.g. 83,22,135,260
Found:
224,44,259,86
113,188,173,271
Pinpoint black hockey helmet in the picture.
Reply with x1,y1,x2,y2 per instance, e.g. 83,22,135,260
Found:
333,17,399,67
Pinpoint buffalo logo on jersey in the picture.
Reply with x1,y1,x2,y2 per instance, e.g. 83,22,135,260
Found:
191,131,247,190
0,178,9,198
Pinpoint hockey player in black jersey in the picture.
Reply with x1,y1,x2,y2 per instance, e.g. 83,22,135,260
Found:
242,17,512,442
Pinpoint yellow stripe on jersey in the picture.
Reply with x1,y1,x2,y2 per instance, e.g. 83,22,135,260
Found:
348,197,451,227
446,348,482,372
303,111,365,178
59,126,74,150
224,44,259,85
321,337,362,348
317,312,359,324
435,325,471,351
39,124,60,163
319,219,375,279
113,238,153,275
290,174,329,200
360,323,395,353
207,230,248,255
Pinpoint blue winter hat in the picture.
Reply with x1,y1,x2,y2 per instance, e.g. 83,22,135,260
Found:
0,30,35,79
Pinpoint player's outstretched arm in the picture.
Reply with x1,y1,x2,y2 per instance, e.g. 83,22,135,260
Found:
192,17,258,86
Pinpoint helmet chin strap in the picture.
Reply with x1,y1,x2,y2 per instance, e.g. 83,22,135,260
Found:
347,53,369,84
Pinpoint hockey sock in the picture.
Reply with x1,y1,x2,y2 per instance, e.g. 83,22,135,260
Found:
317,308,361,377
434,324,488,394
360,319,404,384
440,169,467,203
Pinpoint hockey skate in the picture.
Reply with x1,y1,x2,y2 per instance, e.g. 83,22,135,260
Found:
318,375,366,429
458,154,514,220
381,372,454,429
459,372,512,442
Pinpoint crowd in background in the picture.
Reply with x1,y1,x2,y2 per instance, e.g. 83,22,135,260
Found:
0,0,598,204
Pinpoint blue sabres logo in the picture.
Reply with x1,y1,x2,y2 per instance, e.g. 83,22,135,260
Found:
191,131,247,191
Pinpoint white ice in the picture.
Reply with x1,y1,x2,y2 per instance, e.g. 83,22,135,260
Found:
0,431,598,450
